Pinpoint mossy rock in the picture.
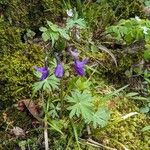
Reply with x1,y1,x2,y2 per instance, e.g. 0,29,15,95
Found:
0,0,64,30
0,26,44,109
0,0,44,29
93,98,150,150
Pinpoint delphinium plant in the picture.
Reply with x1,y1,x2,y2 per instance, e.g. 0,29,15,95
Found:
32,9,126,150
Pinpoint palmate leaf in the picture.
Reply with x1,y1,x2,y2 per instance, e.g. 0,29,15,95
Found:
49,103,61,118
74,78,91,91
67,90,93,120
32,80,45,95
58,28,70,40
66,17,86,29
89,107,110,128
33,75,60,95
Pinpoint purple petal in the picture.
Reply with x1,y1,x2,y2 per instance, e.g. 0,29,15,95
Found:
40,70,49,80
54,63,64,78
34,66,47,73
34,66,49,80
74,59,88,76
74,65,85,76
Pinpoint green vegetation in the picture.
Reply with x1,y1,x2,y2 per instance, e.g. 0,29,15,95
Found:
0,0,150,150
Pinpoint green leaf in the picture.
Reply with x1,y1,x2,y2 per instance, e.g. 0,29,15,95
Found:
32,75,60,94
142,125,150,132
50,32,59,47
39,27,47,32
32,80,45,95
140,106,149,113
46,75,60,91
90,107,110,128
49,103,61,118
126,92,139,97
66,17,86,29
67,90,93,120
47,21,59,32
74,78,91,91
47,120,64,135
42,32,49,41
50,24,59,32
47,21,53,27
58,28,70,40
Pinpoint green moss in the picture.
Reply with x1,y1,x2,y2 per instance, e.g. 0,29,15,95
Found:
94,98,150,150
0,0,64,30
0,26,44,108
1,0,44,29
107,0,145,19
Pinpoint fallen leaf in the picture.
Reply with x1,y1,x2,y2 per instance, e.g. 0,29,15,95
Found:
10,126,25,137
17,99,41,121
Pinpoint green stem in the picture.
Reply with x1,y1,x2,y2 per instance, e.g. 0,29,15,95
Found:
70,119,81,150
66,135,73,150
60,80,64,118
77,0,82,11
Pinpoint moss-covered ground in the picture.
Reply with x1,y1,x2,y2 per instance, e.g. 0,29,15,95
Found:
0,0,149,149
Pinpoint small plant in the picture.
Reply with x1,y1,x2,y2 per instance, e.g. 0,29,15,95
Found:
31,8,129,150
39,9,86,47
126,68,150,113
106,17,150,44
32,59,127,149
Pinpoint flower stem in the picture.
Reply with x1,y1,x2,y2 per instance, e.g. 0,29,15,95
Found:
44,117,49,150
60,80,64,118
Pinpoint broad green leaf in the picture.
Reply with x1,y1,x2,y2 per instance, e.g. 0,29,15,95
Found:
140,106,149,113
47,21,53,27
39,27,47,32
42,32,49,41
50,32,59,47
66,18,86,29
74,78,91,91
50,24,59,32
67,90,93,120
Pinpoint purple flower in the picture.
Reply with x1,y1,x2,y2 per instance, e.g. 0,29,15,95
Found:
74,59,88,76
54,62,64,78
34,66,49,80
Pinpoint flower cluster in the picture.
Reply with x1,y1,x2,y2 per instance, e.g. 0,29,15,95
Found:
34,50,88,80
